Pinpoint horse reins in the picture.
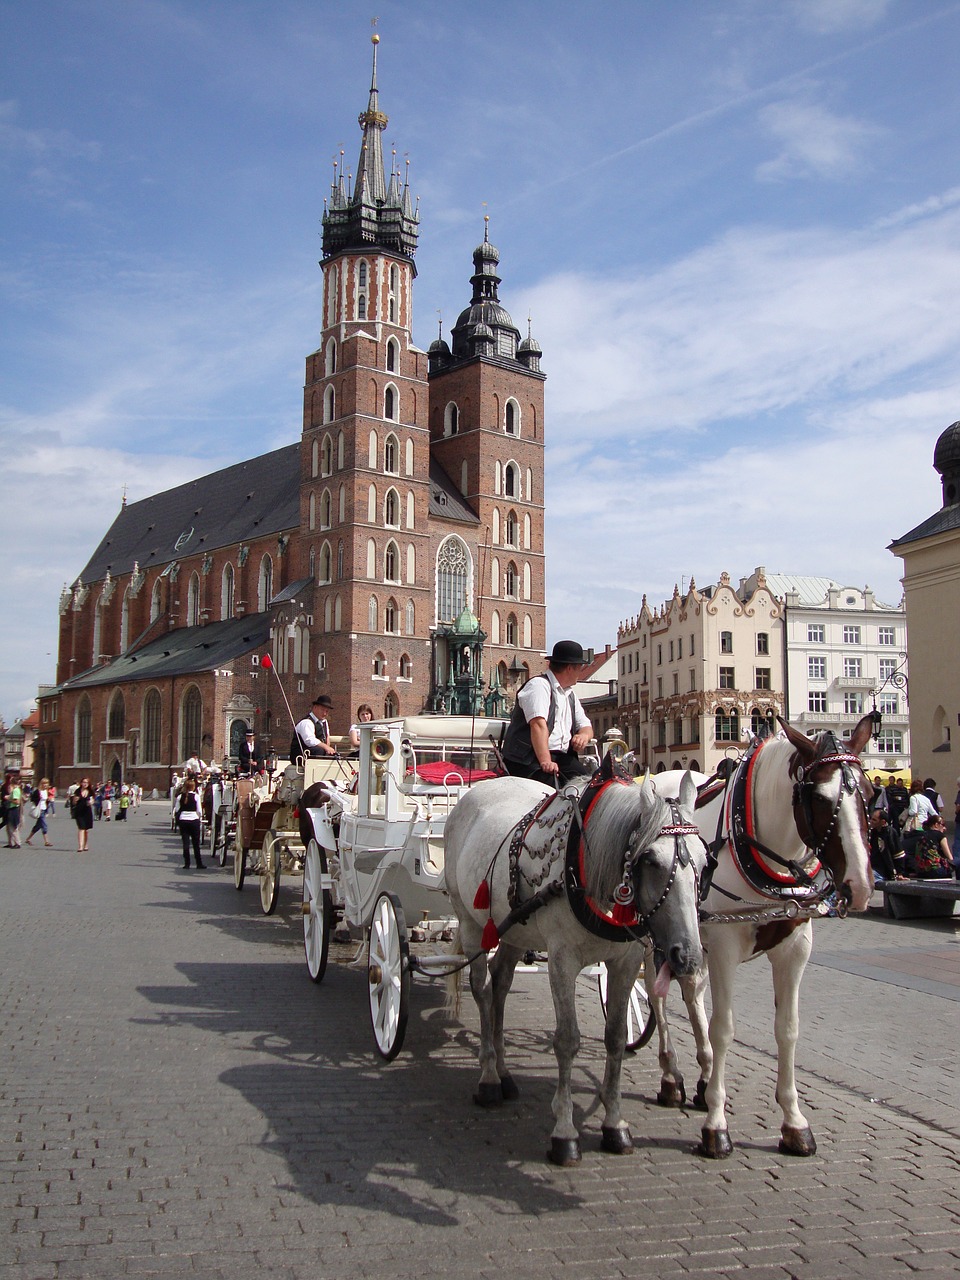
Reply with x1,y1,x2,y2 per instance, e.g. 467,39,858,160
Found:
609,798,705,940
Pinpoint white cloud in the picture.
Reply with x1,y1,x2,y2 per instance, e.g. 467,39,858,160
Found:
873,185,960,230
790,0,893,34
545,384,950,653
521,206,960,450
516,209,960,651
756,95,882,182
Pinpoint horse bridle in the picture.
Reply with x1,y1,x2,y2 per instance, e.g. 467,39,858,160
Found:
612,798,707,938
791,740,871,912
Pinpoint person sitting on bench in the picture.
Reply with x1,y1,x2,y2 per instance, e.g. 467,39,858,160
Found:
906,815,953,879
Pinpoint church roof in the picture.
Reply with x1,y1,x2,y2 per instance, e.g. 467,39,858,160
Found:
429,458,478,524
65,613,272,689
75,444,300,586
890,501,960,550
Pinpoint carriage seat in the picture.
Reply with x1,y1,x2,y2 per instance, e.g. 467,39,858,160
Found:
401,763,501,799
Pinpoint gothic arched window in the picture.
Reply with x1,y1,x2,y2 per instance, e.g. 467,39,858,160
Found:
107,691,125,740
142,689,162,762
436,536,470,624
180,686,202,759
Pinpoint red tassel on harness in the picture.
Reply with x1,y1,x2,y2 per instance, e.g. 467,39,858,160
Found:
610,901,637,926
473,879,491,911
481,918,500,951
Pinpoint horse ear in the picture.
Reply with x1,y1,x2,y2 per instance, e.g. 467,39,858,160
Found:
636,767,650,790
847,713,874,756
777,714,817,763
600,750,616,781
679,769,697,814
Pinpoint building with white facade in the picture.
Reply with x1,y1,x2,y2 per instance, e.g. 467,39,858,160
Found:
737,569,908,775
612,566,908,778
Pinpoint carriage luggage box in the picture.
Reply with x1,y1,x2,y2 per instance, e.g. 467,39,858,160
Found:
882,878,960,919
239,800,282,850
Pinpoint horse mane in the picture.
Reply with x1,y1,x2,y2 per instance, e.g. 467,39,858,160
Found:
583,782,669,904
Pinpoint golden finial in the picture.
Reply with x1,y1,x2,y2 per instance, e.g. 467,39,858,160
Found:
371,16,379,43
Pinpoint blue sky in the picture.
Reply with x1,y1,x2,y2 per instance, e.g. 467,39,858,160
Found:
3,0,960,722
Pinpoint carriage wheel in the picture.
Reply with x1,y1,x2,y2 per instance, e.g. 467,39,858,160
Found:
368,892,410,1061
302,838,332,983
259,831,282,915
215,815,229,868
234,843,248,890
598,964,657,1052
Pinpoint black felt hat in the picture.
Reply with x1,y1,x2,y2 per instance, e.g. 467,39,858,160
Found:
312,694,334,709
546,640,587,665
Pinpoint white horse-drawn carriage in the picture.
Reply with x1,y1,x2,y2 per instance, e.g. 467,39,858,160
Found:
224,754,354,914
220,700,876,1164
299,715,507,1058
293,712,706,1162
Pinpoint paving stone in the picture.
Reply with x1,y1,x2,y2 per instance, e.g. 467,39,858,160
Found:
1,805,959,1279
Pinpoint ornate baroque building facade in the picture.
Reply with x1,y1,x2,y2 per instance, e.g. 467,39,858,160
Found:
616,571,785,775
614,566,908,778
33,37,546,791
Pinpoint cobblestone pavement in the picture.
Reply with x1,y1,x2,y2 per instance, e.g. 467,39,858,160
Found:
1,804,958,1279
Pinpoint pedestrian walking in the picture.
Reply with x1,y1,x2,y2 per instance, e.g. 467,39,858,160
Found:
3,774,22,847
73,778,94,852
25,778,52,847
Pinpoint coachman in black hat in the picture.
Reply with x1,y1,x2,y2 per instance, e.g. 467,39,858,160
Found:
291,694,337,760
502,640,594,786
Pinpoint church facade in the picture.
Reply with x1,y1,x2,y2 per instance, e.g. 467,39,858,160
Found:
33,36,546,792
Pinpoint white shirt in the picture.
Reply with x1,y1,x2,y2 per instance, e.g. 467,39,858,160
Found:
294,713,330,752
517,671,590,751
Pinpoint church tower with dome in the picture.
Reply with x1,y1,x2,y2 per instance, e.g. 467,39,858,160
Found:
890,417,960,787
427,220,547,701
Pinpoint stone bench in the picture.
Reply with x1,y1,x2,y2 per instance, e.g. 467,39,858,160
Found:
882,878,960,920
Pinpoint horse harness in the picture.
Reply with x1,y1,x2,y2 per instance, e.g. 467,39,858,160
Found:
698,731,869,922
483,768,704,947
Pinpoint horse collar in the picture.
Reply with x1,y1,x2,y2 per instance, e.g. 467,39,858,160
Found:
724,737,831,901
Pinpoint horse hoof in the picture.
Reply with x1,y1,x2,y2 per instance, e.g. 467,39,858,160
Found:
473,1082,504,1107
600,1125,634,1155
779,1126,817,1156
499,1074,520,1101
698,1127,733,1159
548,1137,582,1166
656,1079,687,1108
693,1080,709,1112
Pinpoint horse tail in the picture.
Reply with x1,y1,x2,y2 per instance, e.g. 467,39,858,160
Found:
443,924,464,1020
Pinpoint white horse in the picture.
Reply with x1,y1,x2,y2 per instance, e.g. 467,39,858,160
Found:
650,713,875,1158
444,756,706,1165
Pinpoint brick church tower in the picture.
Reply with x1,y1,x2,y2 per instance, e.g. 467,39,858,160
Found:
428,222,547,677
298,34,433,714
293,33,546,721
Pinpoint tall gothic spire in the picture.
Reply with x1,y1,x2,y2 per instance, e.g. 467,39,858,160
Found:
321,34,419,261
353,33,387,210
